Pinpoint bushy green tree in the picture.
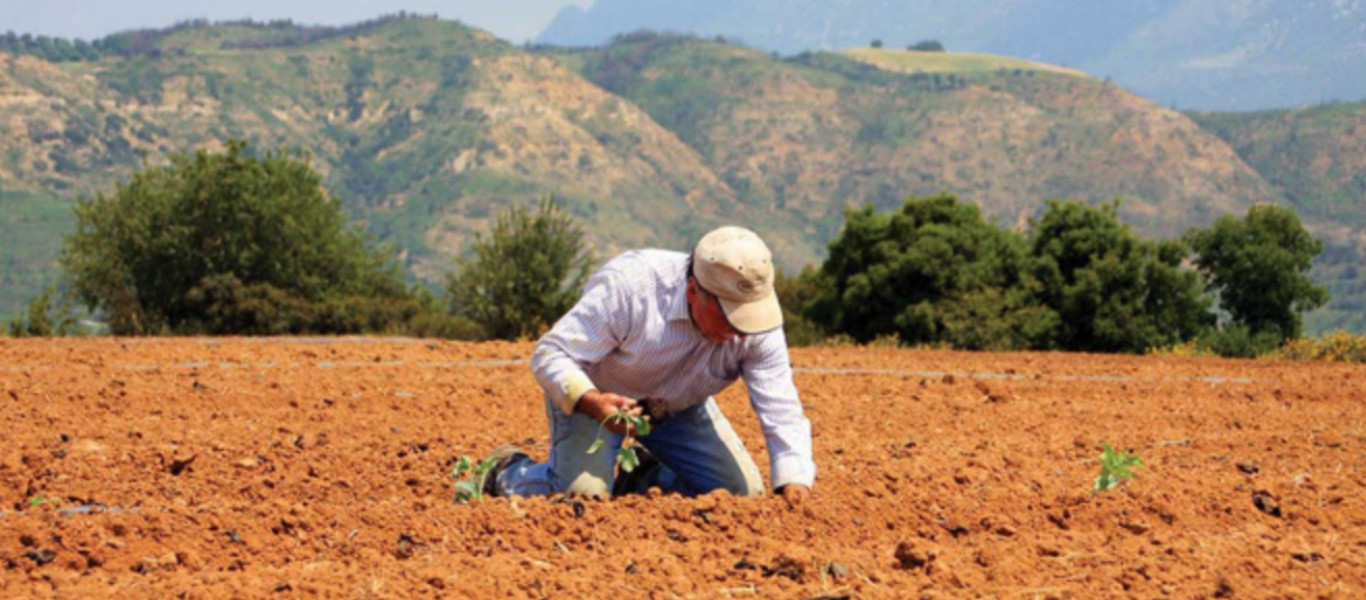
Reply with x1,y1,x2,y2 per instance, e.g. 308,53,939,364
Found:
775,267,829,346
809,193,1054,349
1186,204,1328,344
909,40,945,52
6,287,78,337
61,139,421,335
1029,200,1212,353
445,197,596,341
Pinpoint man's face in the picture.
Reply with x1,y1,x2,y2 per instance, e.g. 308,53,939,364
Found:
687,277,742,343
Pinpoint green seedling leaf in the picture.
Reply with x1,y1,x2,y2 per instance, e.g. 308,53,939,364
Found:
450,453,500,505
450,456,473,479
628,415,652,437
1093,444,1144,494
586,404,655,482
454,481,478,505
618,447,640,473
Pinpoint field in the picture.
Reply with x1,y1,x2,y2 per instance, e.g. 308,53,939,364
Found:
840,48,1090,79
1,338,1363,598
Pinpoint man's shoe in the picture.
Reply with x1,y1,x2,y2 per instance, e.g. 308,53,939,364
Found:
481,444,529,498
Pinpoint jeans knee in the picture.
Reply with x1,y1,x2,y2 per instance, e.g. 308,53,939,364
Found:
727,475,765,498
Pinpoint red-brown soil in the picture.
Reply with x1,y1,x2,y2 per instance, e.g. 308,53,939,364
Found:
1,338,1363,599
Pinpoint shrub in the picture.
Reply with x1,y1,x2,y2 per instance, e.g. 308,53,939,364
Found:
446,197,595,341
1274,331,1366,363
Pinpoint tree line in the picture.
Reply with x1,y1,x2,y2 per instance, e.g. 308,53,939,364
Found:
782,194,1325,356
0,13,441,63
6,141,1328,358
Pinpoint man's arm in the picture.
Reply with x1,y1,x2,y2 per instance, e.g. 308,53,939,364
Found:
531,268,635,416
741,329,817,492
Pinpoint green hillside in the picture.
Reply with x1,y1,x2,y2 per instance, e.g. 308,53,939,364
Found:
0,18,757,318
2,21,1363,334
1192,102,1366,333
0,189,70,322
546,33,1273,243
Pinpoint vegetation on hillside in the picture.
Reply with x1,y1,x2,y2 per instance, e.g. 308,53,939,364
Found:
1,21,1363,339
1190,103,1366,335
0,13,440,62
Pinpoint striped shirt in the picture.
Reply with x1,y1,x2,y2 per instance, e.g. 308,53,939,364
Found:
531,249,816,489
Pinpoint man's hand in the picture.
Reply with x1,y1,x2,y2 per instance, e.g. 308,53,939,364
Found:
574,390,643,435
777,483,811,506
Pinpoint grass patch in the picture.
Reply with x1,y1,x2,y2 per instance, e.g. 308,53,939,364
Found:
841,48,1091,79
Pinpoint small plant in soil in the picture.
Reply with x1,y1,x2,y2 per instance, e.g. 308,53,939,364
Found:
450,455,498,505
27,494,63,508
586,412,652,473
1093,444,1143,495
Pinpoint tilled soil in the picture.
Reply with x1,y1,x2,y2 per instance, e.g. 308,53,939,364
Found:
0,338,1363,599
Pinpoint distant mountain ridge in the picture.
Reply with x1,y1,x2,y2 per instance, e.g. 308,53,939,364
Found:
538,0,1366,110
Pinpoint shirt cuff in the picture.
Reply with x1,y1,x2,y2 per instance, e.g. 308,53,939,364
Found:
557,372,597,416
770,452,816,491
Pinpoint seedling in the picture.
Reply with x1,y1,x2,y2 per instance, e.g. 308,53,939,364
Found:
450,455,499,505
1093,444,1143,495
586,412,652,473
27,494,63,508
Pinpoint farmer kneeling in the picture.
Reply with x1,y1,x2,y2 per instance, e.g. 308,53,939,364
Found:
484,226,815,501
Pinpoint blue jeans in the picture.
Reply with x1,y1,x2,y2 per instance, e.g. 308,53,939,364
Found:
495,395,765,498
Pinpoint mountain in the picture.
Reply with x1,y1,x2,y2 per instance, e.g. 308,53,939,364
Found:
537,0,1366,110
542,33,1273,243
0,17,754,309
0,19,1361,334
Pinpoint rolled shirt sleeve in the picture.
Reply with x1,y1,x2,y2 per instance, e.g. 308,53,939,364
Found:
531,269,633,416
743,329,817,490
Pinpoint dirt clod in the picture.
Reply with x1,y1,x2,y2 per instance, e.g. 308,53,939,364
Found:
25,550,56,566
894,540,937,570
824,562,849,580
1252,492,1283,518
395,534,423,560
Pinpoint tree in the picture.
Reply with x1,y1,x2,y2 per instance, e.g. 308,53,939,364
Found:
1186,204,1328,343
808,193,1055,349
1029,200,1213,353
909,40,945,52
61,139,420,335
870,39,884,49
446,197,596,341
6,287,78,337
775,267,829,346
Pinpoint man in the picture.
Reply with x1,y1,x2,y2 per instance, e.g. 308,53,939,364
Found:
486,226,815,501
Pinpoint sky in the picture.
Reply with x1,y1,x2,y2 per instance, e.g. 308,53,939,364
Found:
0,0,593,43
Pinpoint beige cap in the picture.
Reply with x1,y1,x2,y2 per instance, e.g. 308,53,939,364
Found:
692,226,783,334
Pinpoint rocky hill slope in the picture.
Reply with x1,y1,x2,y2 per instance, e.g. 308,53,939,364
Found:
1,20,1360,333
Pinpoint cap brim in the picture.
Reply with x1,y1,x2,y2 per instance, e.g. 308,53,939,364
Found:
719,293,783,334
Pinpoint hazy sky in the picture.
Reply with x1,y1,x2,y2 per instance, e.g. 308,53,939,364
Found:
0,0,593,43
